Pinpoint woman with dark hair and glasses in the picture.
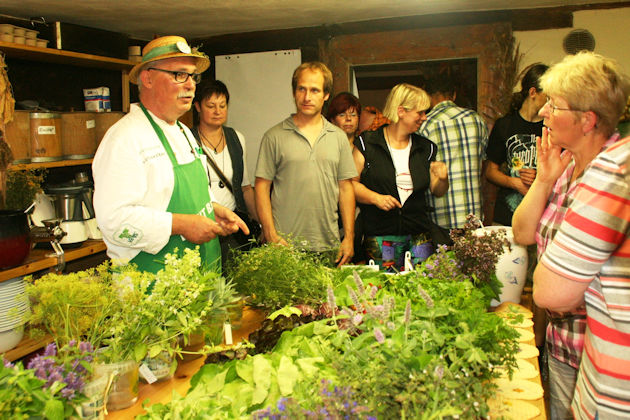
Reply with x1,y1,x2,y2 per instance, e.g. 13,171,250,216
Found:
512,52,630,420
326,92,362,147
485,63,549,225
192,80,259,269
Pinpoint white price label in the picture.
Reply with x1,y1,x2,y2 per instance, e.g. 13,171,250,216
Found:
139,363,158,384
224,322,233,345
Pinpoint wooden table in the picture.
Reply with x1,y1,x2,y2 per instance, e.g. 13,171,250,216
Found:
106,307,266,419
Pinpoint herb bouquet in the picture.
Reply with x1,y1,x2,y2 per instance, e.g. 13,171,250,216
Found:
227,242,333,310
99,247,238,373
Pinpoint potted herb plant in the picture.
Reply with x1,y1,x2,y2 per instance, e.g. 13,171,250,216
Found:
26,340,112,420
0,162,45,269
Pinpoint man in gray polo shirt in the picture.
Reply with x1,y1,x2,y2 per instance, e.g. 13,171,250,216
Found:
255,62,357,266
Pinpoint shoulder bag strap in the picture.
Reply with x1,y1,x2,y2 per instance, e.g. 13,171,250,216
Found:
195,138,235,193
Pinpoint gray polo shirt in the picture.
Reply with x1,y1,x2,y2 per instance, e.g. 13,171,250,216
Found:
255,115,357,251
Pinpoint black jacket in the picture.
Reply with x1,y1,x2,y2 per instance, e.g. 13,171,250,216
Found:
355,126,451,245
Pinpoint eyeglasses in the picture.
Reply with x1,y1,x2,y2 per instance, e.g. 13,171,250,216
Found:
148,68,202,84
338,112,358,119
544,97,582,115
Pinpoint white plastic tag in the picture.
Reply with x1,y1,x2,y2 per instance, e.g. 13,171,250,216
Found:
403,251,413,273
224,322,233,345
139,363,158,384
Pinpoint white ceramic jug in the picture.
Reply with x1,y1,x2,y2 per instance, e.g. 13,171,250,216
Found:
475,226,528,306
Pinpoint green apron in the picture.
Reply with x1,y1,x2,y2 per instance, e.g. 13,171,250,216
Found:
130,104,221,274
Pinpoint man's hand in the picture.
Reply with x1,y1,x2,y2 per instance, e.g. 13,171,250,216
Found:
265,233,289,246
430,161,448,181
511,177,531,196
212,203,249,236
335,236,354,267
518,168,537,187
172,214,224,244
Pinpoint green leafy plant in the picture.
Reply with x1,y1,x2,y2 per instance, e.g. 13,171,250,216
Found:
0,359,73,420
227,243,334,310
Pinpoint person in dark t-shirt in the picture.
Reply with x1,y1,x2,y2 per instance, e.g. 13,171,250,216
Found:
485,63,549,225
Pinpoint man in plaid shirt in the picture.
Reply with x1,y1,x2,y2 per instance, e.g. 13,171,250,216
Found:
419,75,488,229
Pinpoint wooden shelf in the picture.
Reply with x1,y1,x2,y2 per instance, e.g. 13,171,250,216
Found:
0,240,107,283
0,41,133,112
1,331,53,362
0,41,135,71
8,159,93,171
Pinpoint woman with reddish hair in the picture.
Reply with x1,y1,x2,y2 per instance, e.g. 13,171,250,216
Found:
327,92,362,146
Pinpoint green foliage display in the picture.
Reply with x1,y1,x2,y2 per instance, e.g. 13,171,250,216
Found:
139,253,520,419
0,360,73,420
27,248,238,364
227,243,337,310
98,248,238,363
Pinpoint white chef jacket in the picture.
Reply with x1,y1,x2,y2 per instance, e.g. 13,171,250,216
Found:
92,103,213,263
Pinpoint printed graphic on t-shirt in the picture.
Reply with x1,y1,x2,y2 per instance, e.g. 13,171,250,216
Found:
505,134,537,212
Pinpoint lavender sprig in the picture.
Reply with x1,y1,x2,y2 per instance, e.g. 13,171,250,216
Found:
352,270,366,296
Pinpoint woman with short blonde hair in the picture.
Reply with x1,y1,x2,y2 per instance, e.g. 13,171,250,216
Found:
539,51,628,138
382,83,431,123
352,83,449,272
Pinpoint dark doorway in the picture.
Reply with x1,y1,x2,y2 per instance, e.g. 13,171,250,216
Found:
353,58,478,112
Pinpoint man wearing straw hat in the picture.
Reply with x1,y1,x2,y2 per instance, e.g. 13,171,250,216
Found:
93,35,247,274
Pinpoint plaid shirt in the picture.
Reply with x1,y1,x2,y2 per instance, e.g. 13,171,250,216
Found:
418,101,488,229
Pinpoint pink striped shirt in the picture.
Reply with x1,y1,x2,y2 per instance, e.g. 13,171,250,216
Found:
541,136,630,419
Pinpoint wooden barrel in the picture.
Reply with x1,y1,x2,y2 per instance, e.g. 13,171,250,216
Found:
30,112,63,162
61,112,97,159
94,112,124,148
3,110,30,163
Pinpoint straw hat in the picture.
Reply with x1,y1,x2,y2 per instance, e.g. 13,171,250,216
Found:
129,36,210,84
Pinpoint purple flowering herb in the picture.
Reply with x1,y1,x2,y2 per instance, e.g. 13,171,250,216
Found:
371,305,385,319
327,286,336,316
417,285,434,308
352,270,366,296
78,341,94,353
404,300,411,325
276,397,287,411
347,285,363,312
373,328,385,344
43,342,57,357
341,308,353,318
434,365,444,380
382,296,391,318
26,340,95,402
3,358,13,368
369,285,378,299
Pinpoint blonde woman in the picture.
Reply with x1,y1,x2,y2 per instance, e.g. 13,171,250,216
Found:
352,83,449,271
